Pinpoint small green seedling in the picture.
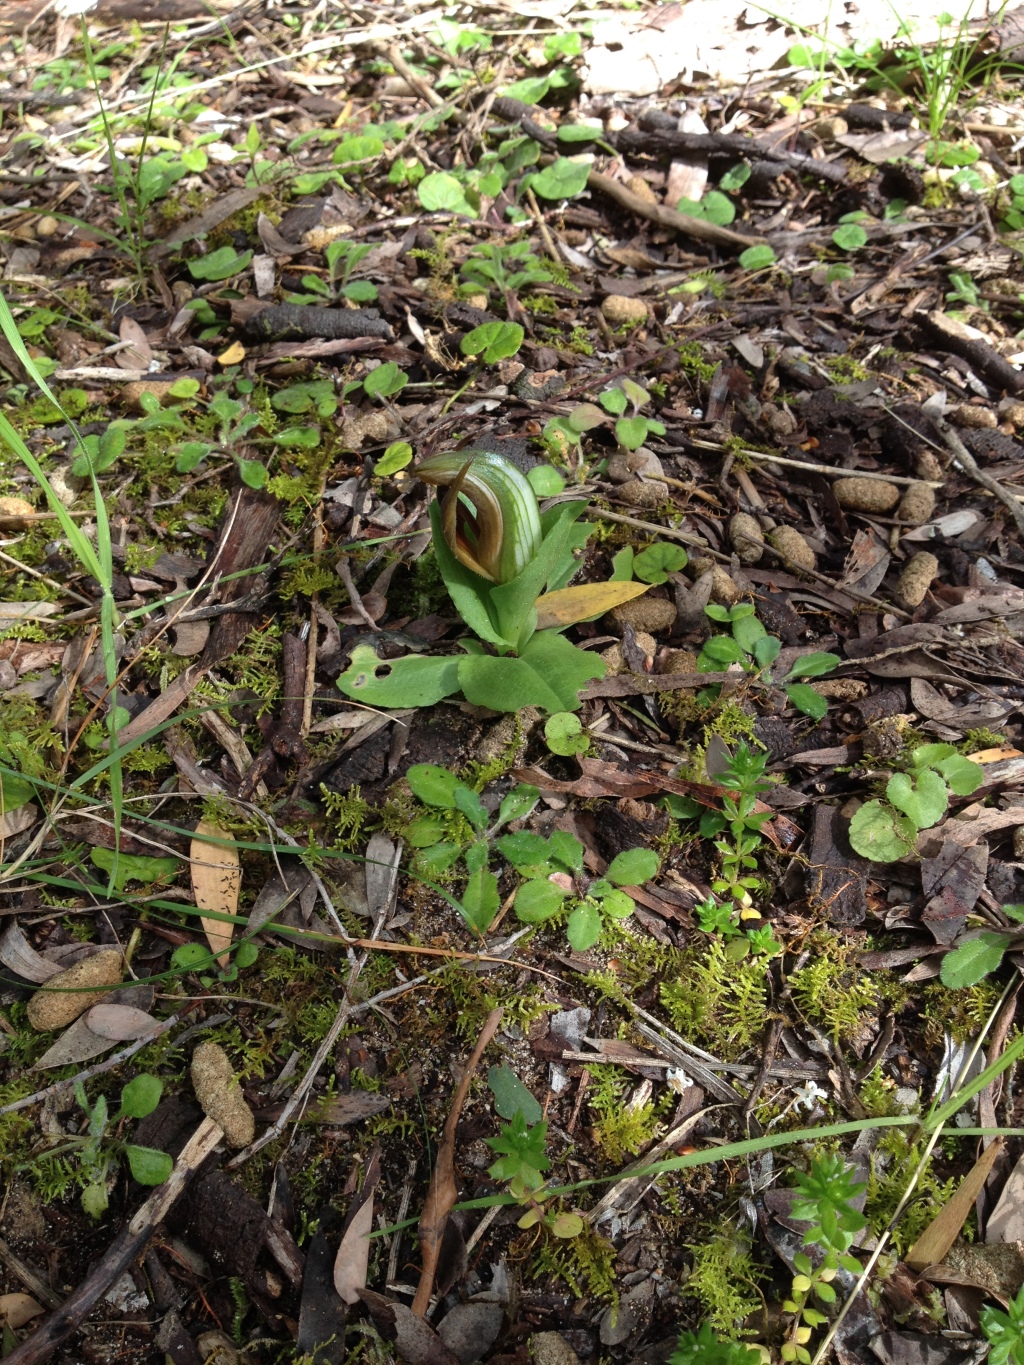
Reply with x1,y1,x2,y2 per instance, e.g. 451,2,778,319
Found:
486,1065,583,1239
28,1075,173,1219
982,1278,1024,1365
782,1155,866,1364
544,712,590,756
940,904,1024,988
849,743,984,863
171,939,260,987
698,604,839,721
694,895,781,961
670,1324,763,1365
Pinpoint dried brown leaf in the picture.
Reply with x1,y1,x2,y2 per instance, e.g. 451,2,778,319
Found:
191,819,239,969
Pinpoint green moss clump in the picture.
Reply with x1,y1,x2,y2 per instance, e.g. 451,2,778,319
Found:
661,940,768,1060
321,786,373,851
921,980,1002,1045
677,342,718,382
866,1129,957,1256
588,1065,662,1162
529,1224,618,1301
788,933,877,1041
683,1224,765,1333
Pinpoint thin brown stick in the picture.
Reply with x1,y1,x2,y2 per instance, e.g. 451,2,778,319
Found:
938,417,1024,537
4,1118,222,1365
337,555,381,633
412,1007,503,1314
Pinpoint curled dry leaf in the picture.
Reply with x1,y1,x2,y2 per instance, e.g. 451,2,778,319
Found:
191,819,240,969
333,1191,373,1305
85,1003,160,1041
0,1293,45,1329
0,923,62,984
33,1014,118,1070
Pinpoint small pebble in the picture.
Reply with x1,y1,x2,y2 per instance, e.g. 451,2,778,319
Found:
895,551,939,609
729,512,764,564
601,295,647,327
897,482,936,525
191,1042,255,1148
833,477,901,513
767,526,816,571
951,403,998,429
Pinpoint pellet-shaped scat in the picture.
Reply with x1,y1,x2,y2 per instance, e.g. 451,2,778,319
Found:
897,482,936,525
833,477,900,512
729,512,764,564
767,526,816,571
895,552,939,609
26,950,122,1031
191,1042,255,1148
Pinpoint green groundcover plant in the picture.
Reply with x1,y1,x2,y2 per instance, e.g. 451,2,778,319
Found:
337,449,645,714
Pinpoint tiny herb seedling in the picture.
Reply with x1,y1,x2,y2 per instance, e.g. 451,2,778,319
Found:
24,1075,173,1219
849,743,984,863
698,604,839,721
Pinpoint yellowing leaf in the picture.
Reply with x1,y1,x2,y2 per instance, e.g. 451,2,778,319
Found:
191,820,240,969
905,1138,1002,1271
533,580,650,631
967,747,1023,764
218,341,246,366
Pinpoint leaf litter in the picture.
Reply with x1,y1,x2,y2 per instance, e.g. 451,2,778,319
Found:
4,0,1024,1363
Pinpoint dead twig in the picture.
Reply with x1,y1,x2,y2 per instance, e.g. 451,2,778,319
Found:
2,1118,223,1365
937,417,1024,538
411,1006,503,1314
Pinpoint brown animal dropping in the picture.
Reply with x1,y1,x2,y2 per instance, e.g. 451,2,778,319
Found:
191,1042,255,1148
897,482,936,525
833,478,900,512
26,949,122,1031
729,513,764,564
767,526,816,571
895,552,939,609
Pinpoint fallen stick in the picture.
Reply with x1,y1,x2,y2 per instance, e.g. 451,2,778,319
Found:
488,97,759,251
5,1118,223,1365
412,1008,503,1315
922,310,1024,397
938,417,1024,537
242,305,392,343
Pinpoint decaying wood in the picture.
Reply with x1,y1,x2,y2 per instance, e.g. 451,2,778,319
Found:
4,1118,222,1365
